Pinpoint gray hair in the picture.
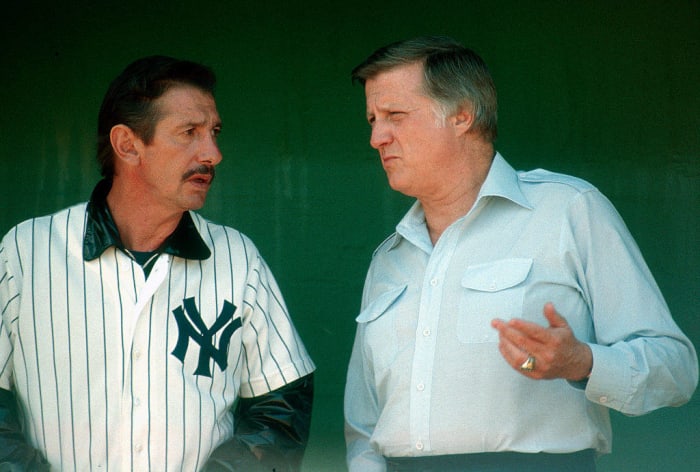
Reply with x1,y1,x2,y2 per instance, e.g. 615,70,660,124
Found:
351,36,497,142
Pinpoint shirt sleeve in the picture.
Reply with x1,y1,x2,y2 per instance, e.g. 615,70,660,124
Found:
0,232,19,391
565,189,698,415
344,322,386,472
237,243,315,398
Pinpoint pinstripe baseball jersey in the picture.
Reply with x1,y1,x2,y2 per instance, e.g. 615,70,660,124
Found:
0,187,315,471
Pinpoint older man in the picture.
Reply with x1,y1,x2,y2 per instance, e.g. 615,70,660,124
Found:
344,36,697,472
0,56,315,471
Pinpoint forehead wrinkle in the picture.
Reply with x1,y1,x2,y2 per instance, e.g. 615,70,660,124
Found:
170,109,221,130
366,92,403,114
157,86,220,124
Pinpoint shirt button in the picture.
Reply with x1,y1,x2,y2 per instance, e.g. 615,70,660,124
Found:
416,441,424,451
134,398,141,407
133,350,142,360
599,396,608,404
430,278,438,286
423,328,431,337
417,383,425,391
135,444,143,453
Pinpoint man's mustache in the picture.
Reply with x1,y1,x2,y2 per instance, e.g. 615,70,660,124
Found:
182,165,216,182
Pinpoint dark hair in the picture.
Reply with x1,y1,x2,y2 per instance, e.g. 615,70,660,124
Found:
351,35,497,142
96,55,217,178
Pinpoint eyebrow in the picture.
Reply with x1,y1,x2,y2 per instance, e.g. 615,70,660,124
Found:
368,99,409,112
366,102,417,118
176,118,222,129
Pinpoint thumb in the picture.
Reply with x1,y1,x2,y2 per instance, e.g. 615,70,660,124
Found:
543,302,568,328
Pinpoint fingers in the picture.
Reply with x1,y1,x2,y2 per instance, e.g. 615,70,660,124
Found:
496,315,551,346
492,319,544,378
495,325,527,361
491,303,567,379
492,303,592,380
492,318,538,356
497,303,569,344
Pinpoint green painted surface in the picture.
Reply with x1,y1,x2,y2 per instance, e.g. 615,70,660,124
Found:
2,1,698,470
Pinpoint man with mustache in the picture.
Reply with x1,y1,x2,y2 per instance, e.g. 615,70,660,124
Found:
0,56,315,471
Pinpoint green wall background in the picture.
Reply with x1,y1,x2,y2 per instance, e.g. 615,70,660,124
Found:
2,1,698,470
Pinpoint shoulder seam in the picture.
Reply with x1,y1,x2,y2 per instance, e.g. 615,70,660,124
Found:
518,169,597,192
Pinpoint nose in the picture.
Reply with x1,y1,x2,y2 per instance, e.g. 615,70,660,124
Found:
199,133,223,166
369,121,392,149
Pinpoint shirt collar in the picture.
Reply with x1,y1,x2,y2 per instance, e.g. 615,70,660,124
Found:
82,179,211,262
390,152,532,251
476,152,532,209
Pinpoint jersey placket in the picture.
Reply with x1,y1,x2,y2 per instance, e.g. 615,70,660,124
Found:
120,254,171,470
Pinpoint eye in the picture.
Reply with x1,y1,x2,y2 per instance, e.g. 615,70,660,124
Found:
388,111,406,120
211,127,221,138
184,128,196,136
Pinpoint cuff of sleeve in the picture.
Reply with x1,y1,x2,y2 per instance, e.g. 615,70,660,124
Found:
583,343,633,411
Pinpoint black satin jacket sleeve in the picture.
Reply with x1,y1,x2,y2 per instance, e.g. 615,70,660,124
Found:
202,373,315,472
0,388,50,471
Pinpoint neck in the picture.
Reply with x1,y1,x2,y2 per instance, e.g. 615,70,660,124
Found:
106,179,183,252
422,142,494,245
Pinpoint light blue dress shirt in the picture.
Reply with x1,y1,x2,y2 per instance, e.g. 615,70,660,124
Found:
344,153,698,471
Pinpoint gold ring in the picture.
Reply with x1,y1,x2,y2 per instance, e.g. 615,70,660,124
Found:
520,355,536,372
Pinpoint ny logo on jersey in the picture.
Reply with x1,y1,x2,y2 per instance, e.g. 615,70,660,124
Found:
171,297,241,377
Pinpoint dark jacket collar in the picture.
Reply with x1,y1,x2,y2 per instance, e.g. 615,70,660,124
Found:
82,179,211,261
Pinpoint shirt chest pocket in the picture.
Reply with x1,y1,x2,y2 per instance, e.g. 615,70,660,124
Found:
457,258,532,344
356,285,410,372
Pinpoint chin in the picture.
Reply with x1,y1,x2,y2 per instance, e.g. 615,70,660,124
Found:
387,179,410,194
184,190,209,209
183,197,207,211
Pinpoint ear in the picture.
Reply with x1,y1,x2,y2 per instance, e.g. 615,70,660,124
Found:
451,108,475,136
110,124,142,166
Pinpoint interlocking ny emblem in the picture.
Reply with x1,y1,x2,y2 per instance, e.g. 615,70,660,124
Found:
171,297,241,377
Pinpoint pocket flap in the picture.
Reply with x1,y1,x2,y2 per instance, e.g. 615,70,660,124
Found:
356,285,407,323
461,258,532,292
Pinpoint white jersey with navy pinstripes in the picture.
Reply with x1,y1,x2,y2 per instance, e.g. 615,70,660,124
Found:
0,202,315,471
